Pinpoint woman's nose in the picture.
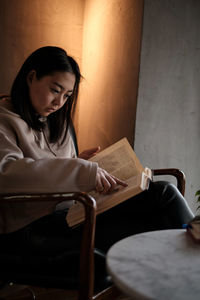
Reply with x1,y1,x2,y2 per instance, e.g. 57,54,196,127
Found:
52,95,64,107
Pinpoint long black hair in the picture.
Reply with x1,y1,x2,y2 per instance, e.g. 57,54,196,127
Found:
11,46,81,144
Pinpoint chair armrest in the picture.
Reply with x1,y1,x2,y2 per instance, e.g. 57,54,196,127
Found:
0,192,97,300
152,168,185,196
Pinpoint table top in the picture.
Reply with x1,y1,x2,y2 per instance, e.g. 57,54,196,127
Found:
106,229,200,300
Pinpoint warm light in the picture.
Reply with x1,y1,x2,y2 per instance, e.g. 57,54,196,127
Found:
0,0,143,152
77,0,143,151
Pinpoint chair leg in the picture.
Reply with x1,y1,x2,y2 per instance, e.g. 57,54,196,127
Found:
92,285,122,300
0,282,29,299
0,286,79,300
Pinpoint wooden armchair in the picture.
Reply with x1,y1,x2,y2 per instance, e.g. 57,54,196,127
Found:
0,168,185,300
0,192,119,300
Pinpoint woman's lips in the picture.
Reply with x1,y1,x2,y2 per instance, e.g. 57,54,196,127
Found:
46,108,56,112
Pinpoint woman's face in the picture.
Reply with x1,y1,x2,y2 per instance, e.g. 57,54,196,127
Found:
27,71,76,116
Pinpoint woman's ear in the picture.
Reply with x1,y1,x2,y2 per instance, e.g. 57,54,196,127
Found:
27,70,36,86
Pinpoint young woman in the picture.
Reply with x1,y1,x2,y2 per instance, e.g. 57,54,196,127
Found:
0,46,194,265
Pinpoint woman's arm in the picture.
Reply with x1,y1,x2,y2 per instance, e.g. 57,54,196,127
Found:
0,128,98,194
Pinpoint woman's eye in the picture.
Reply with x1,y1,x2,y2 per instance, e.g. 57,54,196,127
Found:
51,88,59,94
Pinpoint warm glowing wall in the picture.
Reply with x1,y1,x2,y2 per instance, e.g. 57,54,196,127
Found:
77,0,144,151
0,0,84,93
0,0,144,151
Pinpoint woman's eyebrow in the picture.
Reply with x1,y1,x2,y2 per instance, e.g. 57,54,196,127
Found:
52,82,73,92
52,82,64,90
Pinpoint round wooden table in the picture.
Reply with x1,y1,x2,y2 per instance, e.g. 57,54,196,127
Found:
106,229,200,300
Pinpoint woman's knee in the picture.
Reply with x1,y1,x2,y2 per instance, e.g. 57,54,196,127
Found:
150,180,177,197
149,180,184,208
155,180,183,194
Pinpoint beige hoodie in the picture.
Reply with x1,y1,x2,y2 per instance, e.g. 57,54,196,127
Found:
0,98,98,233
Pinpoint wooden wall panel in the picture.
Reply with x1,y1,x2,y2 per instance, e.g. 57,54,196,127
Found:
0,0,144,152
0,0,84,93
76,0,144,151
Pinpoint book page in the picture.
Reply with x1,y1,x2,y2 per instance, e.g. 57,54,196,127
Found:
67,172,150,227
89,172,149,204
89,137,144,181
66,137,151,227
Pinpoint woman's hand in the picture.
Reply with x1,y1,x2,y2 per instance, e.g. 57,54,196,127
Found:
78,146,100,160
95,167,128,194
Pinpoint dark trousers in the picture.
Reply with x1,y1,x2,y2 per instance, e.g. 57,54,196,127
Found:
0,181,194,255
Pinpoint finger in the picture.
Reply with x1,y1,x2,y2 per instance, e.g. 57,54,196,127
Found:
95,169,128,194
79,147,101,160
100,174,111,193
85,147,100,155
104,174,118,192
95,174,104,192
111,175,128,187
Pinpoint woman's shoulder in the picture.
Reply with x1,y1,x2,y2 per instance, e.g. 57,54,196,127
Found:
0,96,27,135
0,96,20,119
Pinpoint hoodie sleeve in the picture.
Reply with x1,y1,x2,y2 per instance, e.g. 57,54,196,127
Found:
0,126,98,195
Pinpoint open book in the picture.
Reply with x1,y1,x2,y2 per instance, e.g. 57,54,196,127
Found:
66,137,152,227
185,216,200,242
